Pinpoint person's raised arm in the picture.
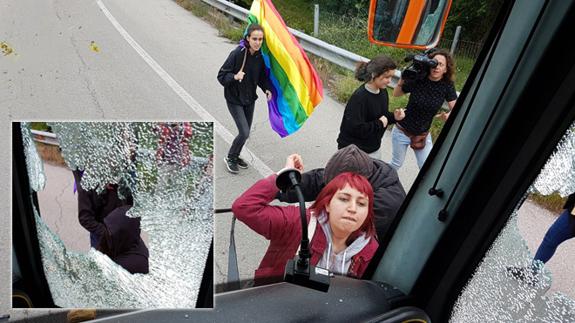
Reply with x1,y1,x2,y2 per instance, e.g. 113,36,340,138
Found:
233,155,303,240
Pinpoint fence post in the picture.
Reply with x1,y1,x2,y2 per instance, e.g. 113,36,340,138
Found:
313,4,319,37
450,26,462,56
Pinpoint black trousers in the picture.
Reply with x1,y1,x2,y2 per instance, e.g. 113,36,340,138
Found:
227,101,255,158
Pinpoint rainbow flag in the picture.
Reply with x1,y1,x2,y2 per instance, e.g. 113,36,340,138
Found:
248,0,323,137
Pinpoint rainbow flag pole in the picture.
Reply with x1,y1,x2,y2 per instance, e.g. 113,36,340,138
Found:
247,0,323,137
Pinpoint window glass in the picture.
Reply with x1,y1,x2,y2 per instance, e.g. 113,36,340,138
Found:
19,122,213,308
451,125,575,321
21,124,46,192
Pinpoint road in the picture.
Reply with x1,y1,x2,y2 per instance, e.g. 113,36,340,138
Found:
1,0,573,317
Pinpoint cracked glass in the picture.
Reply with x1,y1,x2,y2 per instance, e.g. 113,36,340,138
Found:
21,123,46,192
19,122,214,308
451,125,575,321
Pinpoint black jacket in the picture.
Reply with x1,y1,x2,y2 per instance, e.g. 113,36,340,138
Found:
217,46,271,106
337,86,396,153
73,170,130,239
101,205,149,274
277,159,406,242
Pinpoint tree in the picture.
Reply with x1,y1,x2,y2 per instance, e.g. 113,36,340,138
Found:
443,0,504,42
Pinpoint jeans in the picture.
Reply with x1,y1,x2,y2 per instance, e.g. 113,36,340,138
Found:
533,209,575,264
227,101,255,158
390,126,433,170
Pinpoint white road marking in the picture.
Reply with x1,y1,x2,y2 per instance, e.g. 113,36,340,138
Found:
96,0,273,177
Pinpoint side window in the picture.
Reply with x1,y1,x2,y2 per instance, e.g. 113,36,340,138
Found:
451,125,575,321
15,122,213,308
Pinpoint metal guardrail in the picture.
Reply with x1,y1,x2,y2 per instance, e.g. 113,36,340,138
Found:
31,129,59,146
200,0,370,71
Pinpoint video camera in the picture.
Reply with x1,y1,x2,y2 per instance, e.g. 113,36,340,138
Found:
401,48,438,81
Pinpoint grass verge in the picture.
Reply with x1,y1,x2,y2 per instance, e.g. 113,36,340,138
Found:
528,192,567,214
175,0,245,41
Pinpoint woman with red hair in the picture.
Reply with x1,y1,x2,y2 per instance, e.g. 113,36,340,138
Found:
232,154,378,285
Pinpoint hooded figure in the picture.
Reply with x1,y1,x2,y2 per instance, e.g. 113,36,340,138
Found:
277,144,406,242
99,205,149,274
73,170,132,248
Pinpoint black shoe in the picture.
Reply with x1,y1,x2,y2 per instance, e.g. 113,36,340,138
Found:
506,266,539,286
225,157,239,174
237,157,249,169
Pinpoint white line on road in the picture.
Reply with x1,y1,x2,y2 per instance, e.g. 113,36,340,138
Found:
96,0,273,177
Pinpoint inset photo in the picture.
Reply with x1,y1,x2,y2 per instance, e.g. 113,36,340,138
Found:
12,122,214,308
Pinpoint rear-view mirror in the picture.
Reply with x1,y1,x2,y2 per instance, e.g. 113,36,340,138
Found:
368,0,453,49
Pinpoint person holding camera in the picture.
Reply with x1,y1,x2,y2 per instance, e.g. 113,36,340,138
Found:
336,55,405,160
218,24,272,174
391,49,458,170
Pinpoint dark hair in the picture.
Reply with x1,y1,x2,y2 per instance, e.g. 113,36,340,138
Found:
355,55,397,82
245,24,264,41
311,172,376,244
429,49,455,83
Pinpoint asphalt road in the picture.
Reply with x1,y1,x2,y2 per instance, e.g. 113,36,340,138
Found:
2,0,574,318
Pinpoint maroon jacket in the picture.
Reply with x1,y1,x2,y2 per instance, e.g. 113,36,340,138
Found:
232,175,379,285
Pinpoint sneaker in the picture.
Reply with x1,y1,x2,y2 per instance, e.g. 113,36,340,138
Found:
237,157,249,169
224,157,239,174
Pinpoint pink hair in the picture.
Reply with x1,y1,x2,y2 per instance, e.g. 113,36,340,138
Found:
310,172,376,243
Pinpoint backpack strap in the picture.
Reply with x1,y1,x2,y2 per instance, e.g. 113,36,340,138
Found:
239,47,248,75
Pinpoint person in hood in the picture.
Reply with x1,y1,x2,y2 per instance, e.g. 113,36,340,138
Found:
276,144,406,243
98,205,149,274
217,23,272,174
232,154,378,286
73,170,132,248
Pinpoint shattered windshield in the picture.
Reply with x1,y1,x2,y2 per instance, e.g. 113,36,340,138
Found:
19,122,213,308
451,124,575,321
